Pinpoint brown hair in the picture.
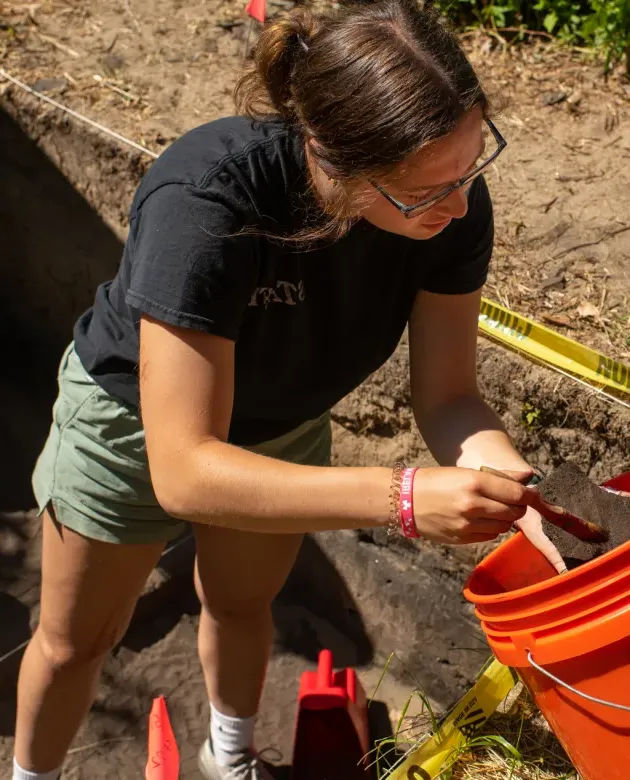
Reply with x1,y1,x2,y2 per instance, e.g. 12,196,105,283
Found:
235,0,489,243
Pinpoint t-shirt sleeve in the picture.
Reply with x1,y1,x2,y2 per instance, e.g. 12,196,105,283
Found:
418,175,494,295
125,179,258,340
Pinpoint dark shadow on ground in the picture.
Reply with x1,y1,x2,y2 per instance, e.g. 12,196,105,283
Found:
0,594,30,735
0,514,29,591
123,532,375,671
0,107,124,514
278,536,374,667
0,106,124,742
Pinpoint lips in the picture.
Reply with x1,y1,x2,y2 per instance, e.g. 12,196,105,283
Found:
423,217,452,230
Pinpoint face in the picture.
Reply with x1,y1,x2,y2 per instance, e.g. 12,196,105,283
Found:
353,106,485,240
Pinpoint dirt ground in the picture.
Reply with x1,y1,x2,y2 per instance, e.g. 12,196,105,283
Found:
2,0,630,359
1,0,630,778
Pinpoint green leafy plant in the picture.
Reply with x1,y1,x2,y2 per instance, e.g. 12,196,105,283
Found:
522,402,541,429
433,0,630,72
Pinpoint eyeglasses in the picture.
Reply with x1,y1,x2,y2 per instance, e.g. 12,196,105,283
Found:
371,118,507,219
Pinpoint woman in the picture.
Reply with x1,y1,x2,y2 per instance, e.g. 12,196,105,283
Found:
14,1,564,779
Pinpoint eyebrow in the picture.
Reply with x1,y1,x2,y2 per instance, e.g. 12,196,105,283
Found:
404,139,487,194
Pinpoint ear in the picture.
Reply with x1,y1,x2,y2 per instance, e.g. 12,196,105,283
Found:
306,136,338,181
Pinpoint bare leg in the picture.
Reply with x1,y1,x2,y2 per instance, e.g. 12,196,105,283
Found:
14,510,165,772
193,525,303,717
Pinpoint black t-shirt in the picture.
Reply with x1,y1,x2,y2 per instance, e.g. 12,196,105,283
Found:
75,117,493,446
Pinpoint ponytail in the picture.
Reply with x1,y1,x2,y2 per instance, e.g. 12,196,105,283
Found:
234,0,489,244
235,9,318,121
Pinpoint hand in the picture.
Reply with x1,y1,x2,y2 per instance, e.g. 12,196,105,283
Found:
489,468,567,574
411,467,529,545
521,483,629,575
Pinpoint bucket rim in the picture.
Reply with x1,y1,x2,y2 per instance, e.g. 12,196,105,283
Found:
464,471,630,606
464,534,630,605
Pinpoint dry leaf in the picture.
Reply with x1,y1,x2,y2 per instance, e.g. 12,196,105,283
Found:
576,301,599,319
543,313,574,328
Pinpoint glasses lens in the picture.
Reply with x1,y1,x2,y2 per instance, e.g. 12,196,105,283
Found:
375,122,504,217
403,127,501,215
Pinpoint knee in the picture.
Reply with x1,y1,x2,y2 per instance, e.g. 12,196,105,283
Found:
202,599,272,626
34,622,125,673
194,570,272,625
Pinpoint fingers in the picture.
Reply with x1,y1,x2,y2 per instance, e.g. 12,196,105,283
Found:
493,468,533,484
476,472,530,506
515,519,567,574
523,489,568,517
468,498,526,524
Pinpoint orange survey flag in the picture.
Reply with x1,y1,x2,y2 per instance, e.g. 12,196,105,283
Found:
146,696,180,780
246,0,266,23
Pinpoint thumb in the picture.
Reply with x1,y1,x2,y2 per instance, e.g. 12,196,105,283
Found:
499,468,534,485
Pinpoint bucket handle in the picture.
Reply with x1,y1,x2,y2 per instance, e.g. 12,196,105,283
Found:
527,652,630,713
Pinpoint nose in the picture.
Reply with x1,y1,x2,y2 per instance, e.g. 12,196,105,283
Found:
435,187,469,220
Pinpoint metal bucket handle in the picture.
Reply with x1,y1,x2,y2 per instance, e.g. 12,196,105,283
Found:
527,652,630,712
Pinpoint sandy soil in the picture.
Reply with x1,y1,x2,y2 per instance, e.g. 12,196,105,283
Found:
2,0,629,359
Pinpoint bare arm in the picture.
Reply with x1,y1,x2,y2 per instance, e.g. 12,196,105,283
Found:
140,314,539,543
409,288,529,471
140,315,391,533
409,289,567,572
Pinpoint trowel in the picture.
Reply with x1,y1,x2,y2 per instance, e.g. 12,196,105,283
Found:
480,465,609,543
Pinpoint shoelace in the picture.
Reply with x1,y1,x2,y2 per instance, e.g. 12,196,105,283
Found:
221,757,265,780
222,748,279,779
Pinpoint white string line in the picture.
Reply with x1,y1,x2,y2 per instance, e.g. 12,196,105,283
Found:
0,534,193,667
0,67,159,159
0,68,187,668
0,639,29,666
0,67,165,669
2,68,628,410
480,333,630,410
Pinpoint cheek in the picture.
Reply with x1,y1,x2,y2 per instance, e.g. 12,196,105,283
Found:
360,199,407,233
360,200,442,239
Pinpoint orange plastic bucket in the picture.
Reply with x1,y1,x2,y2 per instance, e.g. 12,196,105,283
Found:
464,471,630,780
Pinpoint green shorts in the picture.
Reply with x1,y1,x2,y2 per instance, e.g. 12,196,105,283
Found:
32,343,332,545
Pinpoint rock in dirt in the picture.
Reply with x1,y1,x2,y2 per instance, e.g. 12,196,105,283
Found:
542,91,567,106
538,462,630,569
31,77,68,94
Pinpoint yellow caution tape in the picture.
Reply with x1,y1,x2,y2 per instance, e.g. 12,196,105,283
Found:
386,659,518,780
478,298,630,396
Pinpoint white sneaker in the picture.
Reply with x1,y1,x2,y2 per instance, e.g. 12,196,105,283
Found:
198,740,275,780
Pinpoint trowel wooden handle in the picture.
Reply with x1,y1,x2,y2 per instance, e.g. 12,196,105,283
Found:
481,465,564,510
480,465,527,483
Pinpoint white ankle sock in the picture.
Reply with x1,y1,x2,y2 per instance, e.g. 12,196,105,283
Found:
13,759,61,780
210,703,256,766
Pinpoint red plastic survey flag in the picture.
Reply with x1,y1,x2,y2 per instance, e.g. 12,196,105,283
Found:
246,0,267,23
146,696,180,780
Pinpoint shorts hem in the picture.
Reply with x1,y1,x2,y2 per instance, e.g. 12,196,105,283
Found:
40,497,186,546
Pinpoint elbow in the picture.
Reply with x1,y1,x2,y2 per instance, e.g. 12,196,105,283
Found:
153,477,196,521
150,457,201,521
149,438,228,521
